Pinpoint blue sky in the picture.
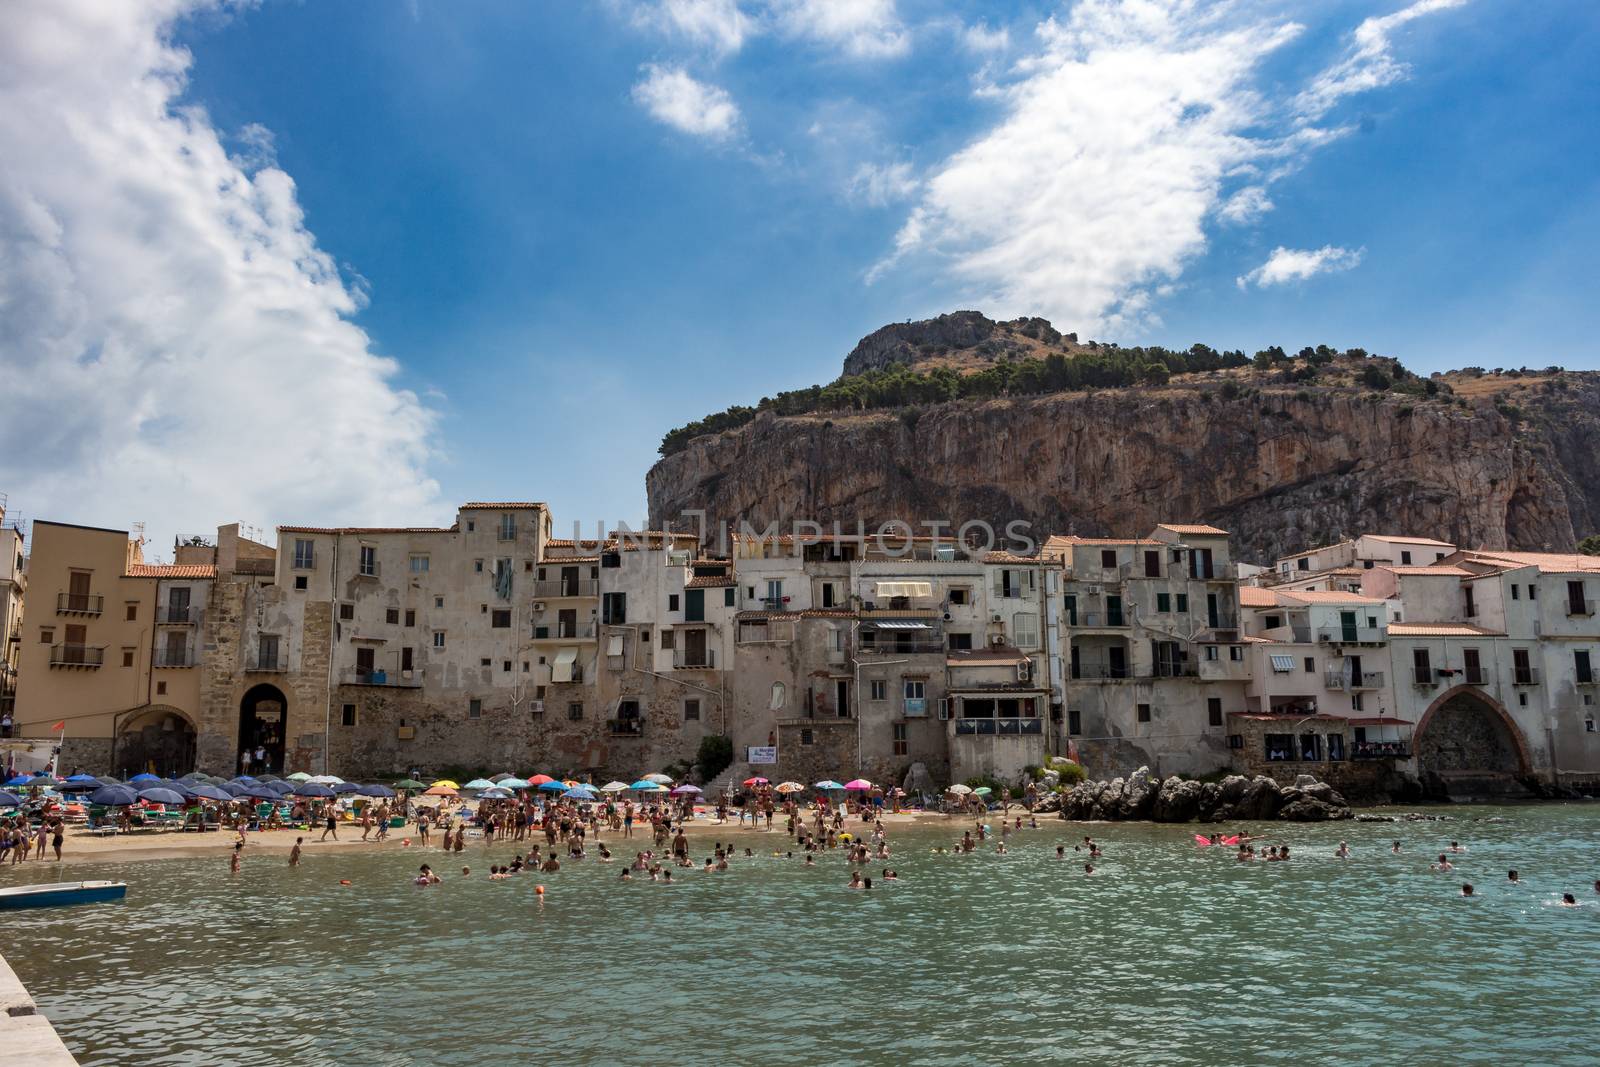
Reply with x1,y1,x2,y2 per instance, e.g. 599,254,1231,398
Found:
2,1,1597,550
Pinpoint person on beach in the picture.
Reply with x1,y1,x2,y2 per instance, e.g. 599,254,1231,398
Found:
34,819,47,861
289,837,302,867
50,818,64,862
360,806,373,842
320,806,339,842
417,809,431,846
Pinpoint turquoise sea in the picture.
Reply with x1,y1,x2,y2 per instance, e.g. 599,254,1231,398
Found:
4,803,1598,1066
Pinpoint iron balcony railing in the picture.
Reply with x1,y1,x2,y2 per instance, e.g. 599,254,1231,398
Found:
246,652,285,672
1512,667,1540,685
159,606,202,625
342,668,425,687
1074,663,1197,680
1351,742,1411,760
153,648,195,668
607,717,644,737
1316,627,1386,644
533,622,596,640
1464,667,1490,685
57,592,104,615
49,644,104,668
903,698,928,717
532,579,599,598
672,649,717,669
1325,670,1385,691
1075,611,1128,628
859,641,946,655
355,561,381,578
1568,599,1597,617
953,718,1044,736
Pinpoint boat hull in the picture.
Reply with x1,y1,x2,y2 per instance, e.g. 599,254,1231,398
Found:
0,881,127,910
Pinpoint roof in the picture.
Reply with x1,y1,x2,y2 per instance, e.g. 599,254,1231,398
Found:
735,609,858,621
1239,587,1279,607
1381,565,1472,576
1044,535,1163,547
947,648,1029,666
125,563,216,579
685,575,735,588
1226,712,1349,723
1348,717,1413,727
544,539,611,551
1156,523,1229,536
1364,534,1455,547
1386,622,1505,638
278,525,454,535
1240,634,1277,644
1276,539,1355,562
980,552,1044,565
1276,589,1385,606
460,502,546,510
1457,549,1600,575
543,555,599,564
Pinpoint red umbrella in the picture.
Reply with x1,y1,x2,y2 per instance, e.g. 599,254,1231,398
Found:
742,776,770,786
527,774,555,786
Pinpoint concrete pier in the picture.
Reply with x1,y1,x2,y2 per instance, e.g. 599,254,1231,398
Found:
0,951,79,1066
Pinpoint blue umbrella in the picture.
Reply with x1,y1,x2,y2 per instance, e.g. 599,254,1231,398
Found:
57,779,102,793
292,783,336,798
0,791,22,807
231,775,259,784
240,785,281,801
265,780,296,795
562,786,597,800
90,785,139,806
3,775,35,788
538,780,569,792
136,787,187,806
65,773,100,783
220,781,253,797
357,784,396,798
331,782,362,794
479,787,513,799
629,780,665,791
129,772,161,783
189,783,233,802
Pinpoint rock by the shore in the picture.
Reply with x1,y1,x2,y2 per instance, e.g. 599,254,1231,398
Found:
1060,771,1351,823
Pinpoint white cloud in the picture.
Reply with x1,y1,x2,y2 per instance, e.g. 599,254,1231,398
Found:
1219,184,1274,225
847,161,919,207
630,0,751,55
961,21,1010,53
772,0,909,59
873,0,1461,333
1237,245,1364,288
0,0,439,550
1297,0,1468,121
631,64,741,139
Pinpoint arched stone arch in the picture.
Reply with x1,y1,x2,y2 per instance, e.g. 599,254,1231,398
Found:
1414,685,1532,781
113,704,198,779
239,683,289,775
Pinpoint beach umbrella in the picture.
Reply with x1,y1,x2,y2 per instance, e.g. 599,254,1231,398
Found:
972,786,992,796
201,775,232,786
489,772,514,783
946,784,972,795
562,785,598,799
291,783,336,799
669,784,702,796
774,782,804,793
743,776,770,787
0,791,21,808
629,780,664,792
462,778,496,791
180,772,206,782
128,772,161,783
395,778,427,790
424,785,458,797
220,782,252,797
600,781,630,793
95,776,122,786
136,787,187,806
526,774,555,786
57,777,101,793
233,784,279,801
844,778,873,791
189,783,233,802
255,773,282,783
3,775,34,788
537,780,568,793
480,788,513,799
430,779,460,790
643,773,673,785
286,771,313,782
813,780,844,790
496,777,530,791
309,774,344,785
358,784,397,798
265,780,296,795
332,782,362,794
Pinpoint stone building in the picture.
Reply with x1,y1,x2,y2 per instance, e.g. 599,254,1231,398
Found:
0,498,25,725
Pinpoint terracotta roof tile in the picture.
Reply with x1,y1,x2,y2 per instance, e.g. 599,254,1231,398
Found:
278,525,455,535
686,575,735,588
460,501,546,510
1381,565,1472,576
1239,587,1279,607
1156,523,1229,536
126,563,216,578
1365,534,1454,547
947,647,1028,666
1458,550,1600,575
1044,535,1163,547
1276,589,1385,606
735,609,858,621
1386,622,1506,637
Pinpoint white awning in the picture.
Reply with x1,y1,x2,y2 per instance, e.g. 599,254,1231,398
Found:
1270,655,1296,673
874,621,931,630
552,648,578,682
875,581,933,598
606,634,624,657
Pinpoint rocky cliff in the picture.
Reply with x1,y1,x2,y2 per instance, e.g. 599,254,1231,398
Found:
647,315,1600,561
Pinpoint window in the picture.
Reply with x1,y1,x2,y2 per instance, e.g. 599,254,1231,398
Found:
401,647,413,672
1518,692,1528,707
724,588,735,607
491,609,511,628
602,592,627,625
474,560,484,573
1264,614,1282,629
434,596,444,609
522,662,529,673
1156,593,1171,613
1400,550,1413,565
40,628,54,644
1304,657,1315,673
949,588,970,605
498,514,516,541
1205,646,1219,661
468,699,482,719
154,680,165,697
339,603,354,621
1101,549,1117,568
1351,693,1364,712
1513,648,1534,684
870,680,886,701
904,679,925,700
602,552,621,569
502,660,511,672
293,539,315,569
1207,698,1222,727
466,520,475,532
122,648,134,668
295,576,308,590
765,579,783,606
892,723,908,756
525,561,533,572
1175,594,1188,613
1270,655,1295,673
668,594,680,612
125,603,137,621
359,545,378,577
1137,703,1151,723
1511,584,1520,600
1297,558,1309,571
1529,584,1537,600
568,702,583,721
404,609,415,627
770,682,787,710
800,728,814,746
1413,648,1431,685
947,632,973,650
1012,612,1040,648
684,699,700,721
341,704,357,727
1576,650,1593,685
1068,708,1082,735
433,631,445,649
386,608,399,625
1229,646,1243,662
481,658,491,667
408,555,429,574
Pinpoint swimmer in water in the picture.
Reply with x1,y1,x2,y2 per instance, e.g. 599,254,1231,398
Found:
1508,870,1520,884
1056,845,1066,860
461,866,471,877
1392,840,1402,855
1431,854,1453,873
848,871,862,889
1335,841,1351,859
415,864,440,885
1561,893,1578,907
805,854,816,866
882,868,897,881
1084,862,1095,875
1461,883,1475,897
619,868,631,881
996,841,1007,854
1449,841,1467,853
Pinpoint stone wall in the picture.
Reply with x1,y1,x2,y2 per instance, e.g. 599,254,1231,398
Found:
774,719,856,785
57,737,111,777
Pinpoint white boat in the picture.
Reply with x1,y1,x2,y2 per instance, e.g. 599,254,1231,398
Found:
0,880,127,910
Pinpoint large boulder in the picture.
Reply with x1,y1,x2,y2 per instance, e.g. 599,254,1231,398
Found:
1235,775,1284,820
1152,776,1205,822
902,762,938,799
1117,766,1160,819
1278,796,1352,821
1094,777,1126,820
1196,781,1224,821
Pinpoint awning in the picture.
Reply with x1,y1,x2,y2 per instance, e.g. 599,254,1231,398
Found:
875,581,932,598
606,634,624,657
551,648,578,683
874,621,931,630
1348,717,1413,727
1269,655,1296,673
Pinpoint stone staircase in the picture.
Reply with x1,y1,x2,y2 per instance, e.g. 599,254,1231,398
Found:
700,762,750,800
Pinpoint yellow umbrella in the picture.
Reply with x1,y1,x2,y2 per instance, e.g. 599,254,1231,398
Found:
563,780,581,788
775,781,804,793
430,779,460,790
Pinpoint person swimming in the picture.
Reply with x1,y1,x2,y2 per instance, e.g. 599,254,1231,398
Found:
1508,870,1520,884
1461,883,1475,897
1084,862,1095,875
1449,841,1467,853
1336,841,1351,859
415,864,440,885
1561,893,1578,906
882,868,897,881
619,868,631,881
848,871,862,889
1055,845,1066,859
1392,840,1402,854
1431,854,1453,873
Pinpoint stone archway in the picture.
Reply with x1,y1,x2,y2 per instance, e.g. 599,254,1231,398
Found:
239,683,289,775
115,706,198,779
1414,686,1531,794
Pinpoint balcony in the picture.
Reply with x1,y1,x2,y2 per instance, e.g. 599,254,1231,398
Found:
1074,611,1129,628
1315,627,1386,645
858,640,946,655
1513,667,1540,686
1567,600,1597,617
1351,742,1411,760
1325,670,1385,691
532,623,596,641
341,668,425,688
1464,667,1490,686
158,606,202,625
531,579,599,599
57,592,104,616
672,649,717,670
1205,614,1239,631
49,644,104,668
953,718,1044,735
153,649,194,668
1411,670,1438,688
760,596,789,611
246,653,286,673
607,717,644,737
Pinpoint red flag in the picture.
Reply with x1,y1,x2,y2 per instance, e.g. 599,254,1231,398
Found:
52,721,65,731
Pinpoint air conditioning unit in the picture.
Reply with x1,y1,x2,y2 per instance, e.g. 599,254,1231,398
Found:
532,700,545,715
533,601,546,611
990,634,1006,647
990,612,1004,623
397,726,415,740
943,612,952,621
1016,662,1032,682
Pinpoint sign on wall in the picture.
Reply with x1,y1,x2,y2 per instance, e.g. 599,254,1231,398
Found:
746,746,777,765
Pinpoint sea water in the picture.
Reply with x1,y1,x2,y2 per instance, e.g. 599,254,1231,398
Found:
4,803,1598,1066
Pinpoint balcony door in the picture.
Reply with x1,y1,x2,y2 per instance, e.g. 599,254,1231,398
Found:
561,566,579,596
356,646,375,679
163,630,186,666
683,627,707,666
1340,611,1358,642
68,570,92,611
168,586,190,622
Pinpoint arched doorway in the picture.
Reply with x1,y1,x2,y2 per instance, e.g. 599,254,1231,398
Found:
115,707,197,779
1415,686,1531,795
239,683,289,775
